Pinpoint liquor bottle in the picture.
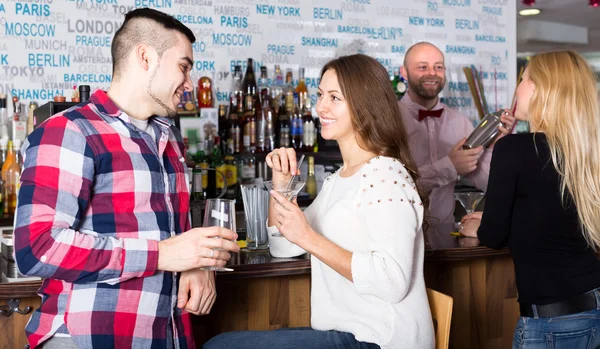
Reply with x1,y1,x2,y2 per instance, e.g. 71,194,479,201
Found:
197,142,210,196
239,136,256,185
305,156,317,199
242,58,257,101
224,150,238,200
242,95,257,152
5,141,19,215
0,139,6,170
392,68,407,100
186,129,200,162
13,139,22,169
291,93,303,150
218,104,228,155
256,92,267,153
228,96,242,155
0,94,7,126
302,97,315,152
27,101,37,135
1,140,14,182
230,65,243,109
211,137,226,196
257,66,270,103
398,75,407,99
295,67,308,112
191,164,206,202
284,70,294,100
278,95,291,148
260,90,275,152
270,65,285,111
79,85,90,103
198,76,214,108
12,96,20,121
11,97,26,142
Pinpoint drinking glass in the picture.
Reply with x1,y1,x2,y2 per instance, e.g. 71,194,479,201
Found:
263,179,306,237
200,198,236,272
454,191,485,233
263,179,306,202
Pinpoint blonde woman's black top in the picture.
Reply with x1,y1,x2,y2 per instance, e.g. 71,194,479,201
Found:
478,133,600,305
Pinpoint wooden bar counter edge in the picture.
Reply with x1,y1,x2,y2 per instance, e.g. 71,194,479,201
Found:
0,246,518,349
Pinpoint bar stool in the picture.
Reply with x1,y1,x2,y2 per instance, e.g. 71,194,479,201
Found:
426,288,454,349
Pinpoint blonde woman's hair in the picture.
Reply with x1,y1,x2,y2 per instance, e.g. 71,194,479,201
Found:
528,50,600,251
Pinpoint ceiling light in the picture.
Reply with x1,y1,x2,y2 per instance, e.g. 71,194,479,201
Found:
519,8,541,16
522,0,535,5
590,0,600,8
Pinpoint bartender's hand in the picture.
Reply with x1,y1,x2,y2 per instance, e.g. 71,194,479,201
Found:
459,211,483,238
491,109,516,146
265,147,300,182
177,269,216,315
449,138,483,175
157,227,239,272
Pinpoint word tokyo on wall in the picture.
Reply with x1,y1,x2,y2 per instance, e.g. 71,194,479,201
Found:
0,0,516,121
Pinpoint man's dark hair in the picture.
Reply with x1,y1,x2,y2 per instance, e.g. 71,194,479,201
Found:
111,8,196,79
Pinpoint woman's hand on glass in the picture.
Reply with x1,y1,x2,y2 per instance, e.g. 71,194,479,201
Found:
460,211,483,238
269,190,313,246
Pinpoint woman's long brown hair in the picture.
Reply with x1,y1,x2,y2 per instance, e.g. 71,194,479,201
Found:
320,54,429,230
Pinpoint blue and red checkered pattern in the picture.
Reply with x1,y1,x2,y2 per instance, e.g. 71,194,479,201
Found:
14,90,194,348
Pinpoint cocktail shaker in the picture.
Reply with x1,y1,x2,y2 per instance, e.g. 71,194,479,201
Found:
463,110,505,149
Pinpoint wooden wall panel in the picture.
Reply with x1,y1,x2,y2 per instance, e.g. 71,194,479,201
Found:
193,274,311,345
425,255,519,349
0,296,40,349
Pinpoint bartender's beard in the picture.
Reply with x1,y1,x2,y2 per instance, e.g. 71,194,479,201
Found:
147,65,177,118
407,74,445,102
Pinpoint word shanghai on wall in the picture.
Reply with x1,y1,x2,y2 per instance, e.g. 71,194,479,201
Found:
0,0,516,122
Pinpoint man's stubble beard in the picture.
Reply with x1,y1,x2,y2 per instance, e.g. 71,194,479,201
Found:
147,64,177,118
406,72,446,101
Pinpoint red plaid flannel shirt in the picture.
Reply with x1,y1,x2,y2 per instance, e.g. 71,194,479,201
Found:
14,90,195,348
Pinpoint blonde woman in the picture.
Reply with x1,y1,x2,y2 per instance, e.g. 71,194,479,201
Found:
461,50,600,348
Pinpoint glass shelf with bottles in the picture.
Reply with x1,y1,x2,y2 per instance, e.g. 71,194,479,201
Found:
178,58,346,162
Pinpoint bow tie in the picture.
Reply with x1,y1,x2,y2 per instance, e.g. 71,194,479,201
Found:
418,108,444,121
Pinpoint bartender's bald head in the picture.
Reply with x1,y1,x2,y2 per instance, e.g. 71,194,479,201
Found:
403,42,444,67
401,42,447,103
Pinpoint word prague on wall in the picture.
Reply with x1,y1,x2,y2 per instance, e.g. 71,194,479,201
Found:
0,0,516,122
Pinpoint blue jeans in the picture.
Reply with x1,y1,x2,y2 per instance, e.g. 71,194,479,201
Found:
203,327,381,349
513,289,600,349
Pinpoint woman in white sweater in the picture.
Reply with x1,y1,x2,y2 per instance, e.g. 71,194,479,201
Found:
204,54,434,349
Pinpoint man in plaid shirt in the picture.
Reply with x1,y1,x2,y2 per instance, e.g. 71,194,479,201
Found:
14,8,240,349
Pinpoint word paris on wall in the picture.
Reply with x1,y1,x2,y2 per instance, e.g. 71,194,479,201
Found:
0,0,515,122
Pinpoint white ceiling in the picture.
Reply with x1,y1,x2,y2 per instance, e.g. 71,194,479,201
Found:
517,0,600,54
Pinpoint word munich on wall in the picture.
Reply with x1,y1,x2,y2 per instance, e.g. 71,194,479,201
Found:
0,0,516,121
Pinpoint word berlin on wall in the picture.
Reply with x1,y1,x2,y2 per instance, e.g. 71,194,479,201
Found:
0,0,515,122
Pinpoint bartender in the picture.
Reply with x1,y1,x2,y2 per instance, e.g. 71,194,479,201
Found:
398,42,515,248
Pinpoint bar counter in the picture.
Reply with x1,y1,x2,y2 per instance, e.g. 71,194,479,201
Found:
1,243,518,349
197,241,520,349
